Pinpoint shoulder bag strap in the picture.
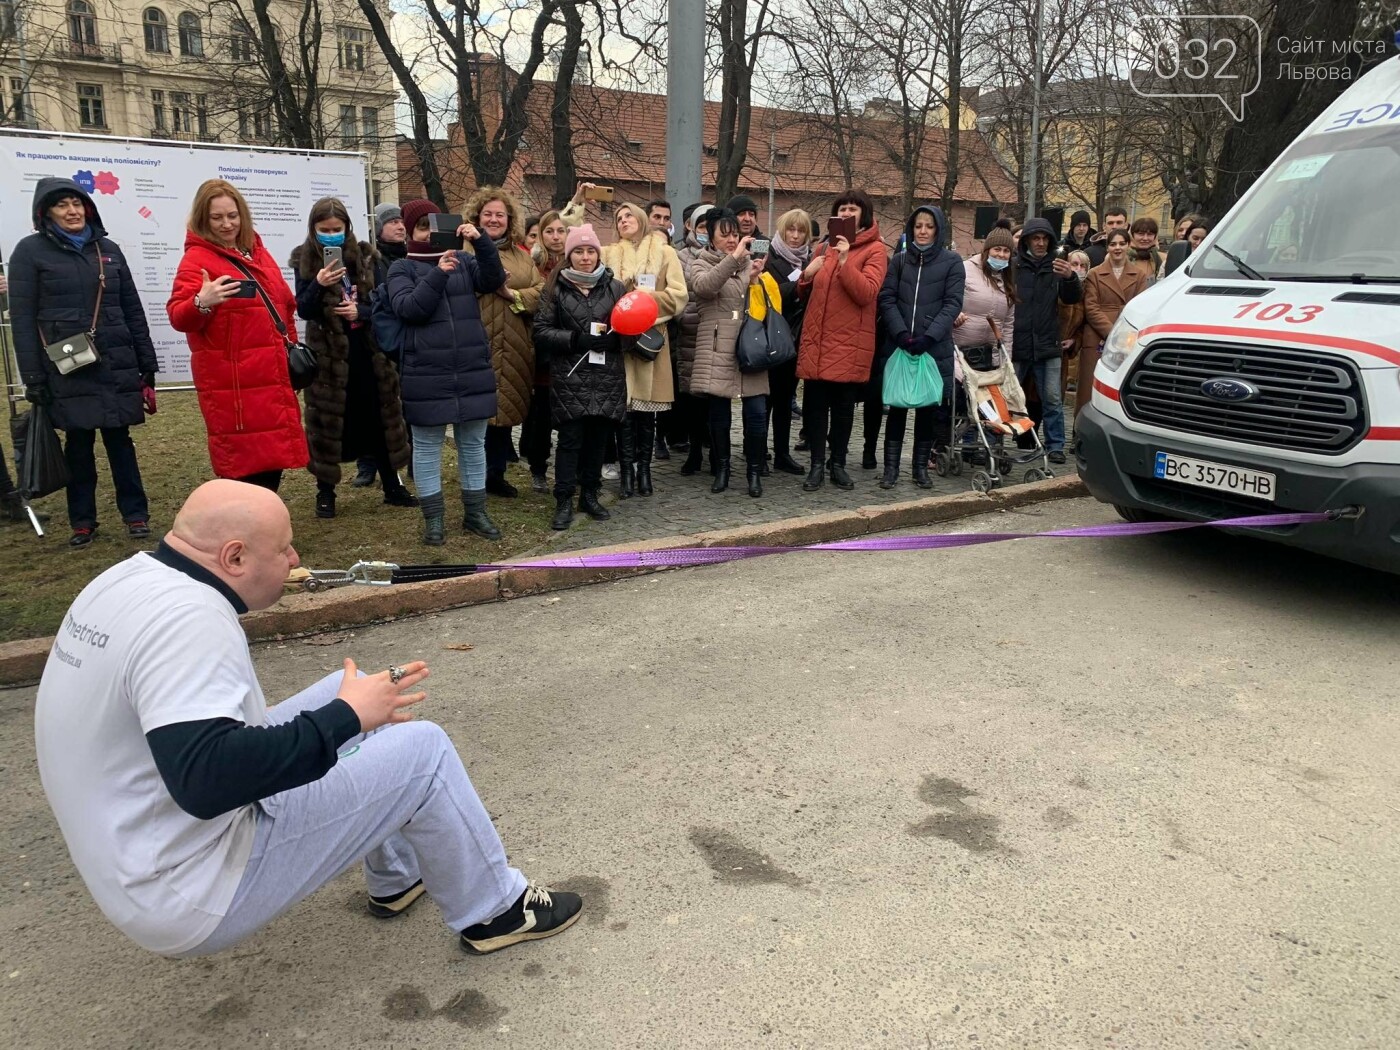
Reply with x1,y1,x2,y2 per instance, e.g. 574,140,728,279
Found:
225,255,291,342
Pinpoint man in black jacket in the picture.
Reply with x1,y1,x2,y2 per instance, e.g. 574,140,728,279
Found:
1012,217,1081,462
34,479,584,959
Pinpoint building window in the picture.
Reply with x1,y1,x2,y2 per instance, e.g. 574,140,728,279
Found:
171,91,191,133
77,82,106,127
338,27,367,71
196,93,208,136
360,106,378,145
68,0,97,46
0,0,17,39
177,12,202,57
371,178,383,205
339,104,356,147
143,8,169,53
238,104,273,141
9,76,27,123
151,87,165,130
229,20,254,62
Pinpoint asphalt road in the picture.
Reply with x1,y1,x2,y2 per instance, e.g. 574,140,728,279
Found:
1,497,1396,1050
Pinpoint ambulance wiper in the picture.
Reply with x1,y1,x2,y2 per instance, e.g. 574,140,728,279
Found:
1210,243,1266,281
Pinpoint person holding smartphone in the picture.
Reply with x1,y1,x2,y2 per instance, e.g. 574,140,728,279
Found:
167,179,306,492
385,199,505,545
290,197,415,521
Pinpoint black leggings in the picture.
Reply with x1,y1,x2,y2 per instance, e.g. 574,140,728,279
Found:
801,379,860,465
767,359,799,455
236,470,283,492
884,405,937,446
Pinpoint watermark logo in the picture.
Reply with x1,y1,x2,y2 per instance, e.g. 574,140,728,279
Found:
1130,14,1262,122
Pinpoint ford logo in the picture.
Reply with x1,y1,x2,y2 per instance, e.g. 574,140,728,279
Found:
1201,377,1259,402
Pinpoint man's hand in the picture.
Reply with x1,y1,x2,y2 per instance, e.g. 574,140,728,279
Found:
1052,258,1073,279
337,658,429,732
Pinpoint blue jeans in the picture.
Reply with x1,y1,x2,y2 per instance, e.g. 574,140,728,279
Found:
411,419,488,496
1015,358,1064,452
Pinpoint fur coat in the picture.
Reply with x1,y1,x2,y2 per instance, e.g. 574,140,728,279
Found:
601,228,687,406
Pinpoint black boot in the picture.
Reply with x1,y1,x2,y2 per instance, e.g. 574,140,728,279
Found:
315,485,336,519
862,398,882,468
680,443,704,475
879,440,901,489
461,489,502,540
773,450,804,475
635,413,655,496
912,442,934,488
351,458,377,487
383,479,419,507
617,417,636,499
550,494,574,530
829,458,855,490
802,460,825,491
420,492,446,546
579,488,611,520
709,423,731,493
485,471,518,498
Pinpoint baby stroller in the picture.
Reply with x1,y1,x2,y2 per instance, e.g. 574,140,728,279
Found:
933,330,1054,493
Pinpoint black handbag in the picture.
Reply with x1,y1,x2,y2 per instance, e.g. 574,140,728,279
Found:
736,281,796,373
226,256,319,391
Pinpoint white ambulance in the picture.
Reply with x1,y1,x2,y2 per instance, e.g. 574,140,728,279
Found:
1076,55,1400,572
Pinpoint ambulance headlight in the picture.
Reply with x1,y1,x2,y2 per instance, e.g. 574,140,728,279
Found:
1099,318,1140,372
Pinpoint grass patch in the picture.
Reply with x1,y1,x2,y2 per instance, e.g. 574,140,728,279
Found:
0,395,562,644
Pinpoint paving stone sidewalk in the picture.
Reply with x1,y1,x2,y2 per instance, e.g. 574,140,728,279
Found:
534,407,1079,553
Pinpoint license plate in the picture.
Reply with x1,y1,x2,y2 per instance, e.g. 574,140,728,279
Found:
1153,452,1276,501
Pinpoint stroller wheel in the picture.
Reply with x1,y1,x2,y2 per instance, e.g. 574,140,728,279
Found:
950,454,964,476
996,456,1013,476
971,470,993,494
933,450,950,477
1024,468,1048,483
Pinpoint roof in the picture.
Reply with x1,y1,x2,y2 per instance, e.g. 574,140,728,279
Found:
445,79,1017,205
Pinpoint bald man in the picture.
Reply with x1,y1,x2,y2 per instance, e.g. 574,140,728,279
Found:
34,480,581,958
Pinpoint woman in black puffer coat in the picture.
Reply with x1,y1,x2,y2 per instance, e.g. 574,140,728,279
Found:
532,224,630,531
873,204,964,489
10,177,159,547
386,198,505,545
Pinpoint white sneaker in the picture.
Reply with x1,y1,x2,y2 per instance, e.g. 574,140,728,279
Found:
601,464,620,480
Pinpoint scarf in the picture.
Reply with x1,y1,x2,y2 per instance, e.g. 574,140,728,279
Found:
49,221,92,251
377,239,406,262
492,234,511,250
562,266,605,288
769,235,810,270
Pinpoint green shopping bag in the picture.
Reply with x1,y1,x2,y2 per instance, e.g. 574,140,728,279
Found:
883,348,943,409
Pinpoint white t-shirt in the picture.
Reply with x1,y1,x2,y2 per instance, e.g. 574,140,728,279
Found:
34,552,266,955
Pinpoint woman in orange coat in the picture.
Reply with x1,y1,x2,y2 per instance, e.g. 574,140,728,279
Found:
796,190,888,492
1078,229,1150,416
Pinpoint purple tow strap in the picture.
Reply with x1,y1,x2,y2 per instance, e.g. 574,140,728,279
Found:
470,511,1334,572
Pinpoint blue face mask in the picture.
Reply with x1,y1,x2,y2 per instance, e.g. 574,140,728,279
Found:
696,232,710,247
987,256,1009,272
315,231,346,247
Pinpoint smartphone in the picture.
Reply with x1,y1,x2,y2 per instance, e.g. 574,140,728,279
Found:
231,279,258,299
583,185,615,202
428,212,463,252
322,245,344,268
750,238,771,256
827,217,856,245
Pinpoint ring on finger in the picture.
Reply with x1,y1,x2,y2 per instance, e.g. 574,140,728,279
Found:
388,664,405,685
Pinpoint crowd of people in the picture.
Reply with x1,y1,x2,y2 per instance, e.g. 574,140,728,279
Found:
4,175,1210,547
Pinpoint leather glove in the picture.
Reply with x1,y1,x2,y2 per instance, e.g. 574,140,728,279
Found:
911,335,934,356
25,384,52,406
141,372,156,388
897,331,915,350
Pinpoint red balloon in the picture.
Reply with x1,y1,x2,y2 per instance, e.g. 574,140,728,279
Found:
610,290,659,336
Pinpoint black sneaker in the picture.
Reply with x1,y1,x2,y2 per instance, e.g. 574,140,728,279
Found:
1048,450,1066,465
126,519,151,539
368,879,426,919
460,882,583,955
69,526,96,548
351,462,377,488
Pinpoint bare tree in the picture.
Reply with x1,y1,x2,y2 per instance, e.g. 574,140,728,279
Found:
714,0,776,203
549,0,586,207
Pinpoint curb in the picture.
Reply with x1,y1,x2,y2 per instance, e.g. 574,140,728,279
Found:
0,476,1087,688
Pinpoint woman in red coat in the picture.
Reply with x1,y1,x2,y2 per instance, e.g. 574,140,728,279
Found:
166,179,307,490
796,189,888,492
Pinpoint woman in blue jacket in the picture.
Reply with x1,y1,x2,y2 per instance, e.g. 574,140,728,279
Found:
874,205,964,489
386,199,505,545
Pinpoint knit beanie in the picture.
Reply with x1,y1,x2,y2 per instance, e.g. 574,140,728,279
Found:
373,202,402,237
1070,209,1091,229
726,194,759,216
564,223,602,262
400,198,441,235
982,225,1015,252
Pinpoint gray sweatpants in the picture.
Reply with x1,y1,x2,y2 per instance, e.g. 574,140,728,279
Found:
186,671,527,956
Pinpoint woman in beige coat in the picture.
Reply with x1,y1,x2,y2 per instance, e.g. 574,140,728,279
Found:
688,210,769,497
1079,229,1149,417
603,202,688,497
463,186,544,496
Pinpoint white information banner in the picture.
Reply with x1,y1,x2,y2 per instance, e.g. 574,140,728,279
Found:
0,132,368,383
